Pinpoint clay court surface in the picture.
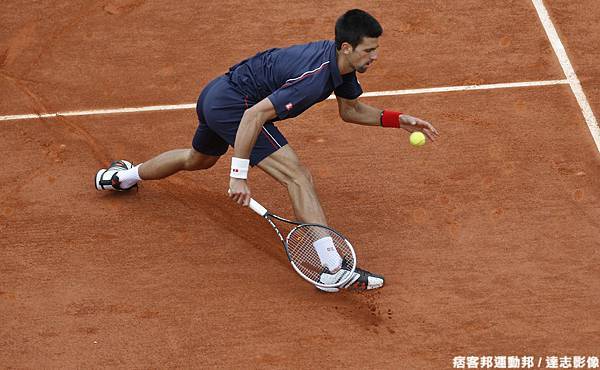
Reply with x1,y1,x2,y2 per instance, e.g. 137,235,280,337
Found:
1,1,599,368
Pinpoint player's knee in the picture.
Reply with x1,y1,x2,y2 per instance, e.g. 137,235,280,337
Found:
287,165,314,188
184,149,218,170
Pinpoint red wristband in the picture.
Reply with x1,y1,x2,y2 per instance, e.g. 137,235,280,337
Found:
380,110,402,128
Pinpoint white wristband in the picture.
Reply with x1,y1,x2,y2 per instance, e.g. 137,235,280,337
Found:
230,157,250,179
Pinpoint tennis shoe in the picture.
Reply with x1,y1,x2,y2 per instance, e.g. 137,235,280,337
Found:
316,263,384,293
95,159,137,191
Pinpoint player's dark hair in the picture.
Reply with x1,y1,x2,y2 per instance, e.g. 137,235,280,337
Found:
335,9,382,50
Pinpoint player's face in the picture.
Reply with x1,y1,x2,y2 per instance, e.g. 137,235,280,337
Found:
349,37,379,73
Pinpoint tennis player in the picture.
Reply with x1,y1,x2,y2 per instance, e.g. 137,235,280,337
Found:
96,9,439,292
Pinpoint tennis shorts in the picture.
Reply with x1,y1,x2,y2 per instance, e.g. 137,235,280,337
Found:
192,75,288,166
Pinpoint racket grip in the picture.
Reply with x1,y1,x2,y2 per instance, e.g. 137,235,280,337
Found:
249,198,268,217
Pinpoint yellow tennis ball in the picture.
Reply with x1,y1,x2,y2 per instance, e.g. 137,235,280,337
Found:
410,131,426,147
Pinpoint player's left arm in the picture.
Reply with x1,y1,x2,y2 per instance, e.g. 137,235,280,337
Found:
336,96,440,141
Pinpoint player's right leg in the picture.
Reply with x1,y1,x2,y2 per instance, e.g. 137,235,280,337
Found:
94,116,226,192
94,149,220,191
96,76,229,192
138,148,220,180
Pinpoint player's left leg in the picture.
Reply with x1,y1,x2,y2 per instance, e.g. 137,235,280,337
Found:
318,262,385,292
256,144,327,225
254,137,384,292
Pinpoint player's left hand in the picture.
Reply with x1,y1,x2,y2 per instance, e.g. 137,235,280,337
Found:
399,114,440,141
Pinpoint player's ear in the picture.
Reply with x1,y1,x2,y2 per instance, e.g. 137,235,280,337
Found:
340,42,353,55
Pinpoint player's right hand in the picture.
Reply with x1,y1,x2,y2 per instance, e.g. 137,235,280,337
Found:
229,178,251,206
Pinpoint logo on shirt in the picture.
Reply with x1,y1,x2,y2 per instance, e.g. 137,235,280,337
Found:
285,102,293,111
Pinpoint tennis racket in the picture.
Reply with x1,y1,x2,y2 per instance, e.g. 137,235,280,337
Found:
247,198,357,289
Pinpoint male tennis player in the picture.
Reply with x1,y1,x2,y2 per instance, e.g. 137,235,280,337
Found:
96,9,439,292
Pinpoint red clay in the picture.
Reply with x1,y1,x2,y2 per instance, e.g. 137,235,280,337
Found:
1,1,599,368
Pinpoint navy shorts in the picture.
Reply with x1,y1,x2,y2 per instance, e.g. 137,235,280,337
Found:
192,75,288,166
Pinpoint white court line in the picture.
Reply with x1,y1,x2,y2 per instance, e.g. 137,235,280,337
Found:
0,80,569,123
0,103,197,122
352,79,569,98
532,0,600,152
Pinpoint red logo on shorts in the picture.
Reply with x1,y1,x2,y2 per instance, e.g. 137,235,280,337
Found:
285,102,293,111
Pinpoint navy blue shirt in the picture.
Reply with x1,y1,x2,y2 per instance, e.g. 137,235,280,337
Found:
226,40,362,121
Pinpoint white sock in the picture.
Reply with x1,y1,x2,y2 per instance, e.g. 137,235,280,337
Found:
116,163,142,188
313,236,342,272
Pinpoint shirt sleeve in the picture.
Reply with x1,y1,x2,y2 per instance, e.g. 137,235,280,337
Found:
334,72,363,100
267,78,319,120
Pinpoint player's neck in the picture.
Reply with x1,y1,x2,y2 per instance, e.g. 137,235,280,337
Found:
336,50,354,75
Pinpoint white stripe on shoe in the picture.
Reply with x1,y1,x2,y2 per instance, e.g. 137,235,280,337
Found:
316,268,384,292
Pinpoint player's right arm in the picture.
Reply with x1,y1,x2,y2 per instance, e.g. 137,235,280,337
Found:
229,98,277,206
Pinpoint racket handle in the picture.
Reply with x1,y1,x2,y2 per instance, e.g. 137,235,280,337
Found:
249,198,268,217
228,189,268,216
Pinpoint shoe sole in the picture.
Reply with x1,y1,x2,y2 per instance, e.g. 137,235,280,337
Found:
95,168,108,191
95,160,134,191
316,276,384,293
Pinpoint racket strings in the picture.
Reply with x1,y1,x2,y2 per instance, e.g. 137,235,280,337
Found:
286,225,354,283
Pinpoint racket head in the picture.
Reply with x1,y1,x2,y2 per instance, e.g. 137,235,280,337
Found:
284,224,357,288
